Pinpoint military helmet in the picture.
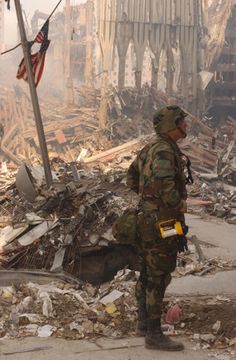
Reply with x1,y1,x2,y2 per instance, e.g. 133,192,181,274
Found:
153,105,188,134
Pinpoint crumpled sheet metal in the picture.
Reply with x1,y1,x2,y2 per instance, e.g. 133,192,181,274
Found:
16,164,38,202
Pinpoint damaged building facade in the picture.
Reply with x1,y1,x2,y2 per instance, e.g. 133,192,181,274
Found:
96,0,236,121
210,1,236,122
97,0,208,115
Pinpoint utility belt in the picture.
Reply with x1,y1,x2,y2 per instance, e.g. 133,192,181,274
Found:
137,210,189,253
137,211,184,238
112,204,189,253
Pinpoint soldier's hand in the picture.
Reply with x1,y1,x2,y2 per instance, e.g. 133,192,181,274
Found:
179,200,187,213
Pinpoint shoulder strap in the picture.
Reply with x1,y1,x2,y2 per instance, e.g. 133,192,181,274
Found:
159,135,194,184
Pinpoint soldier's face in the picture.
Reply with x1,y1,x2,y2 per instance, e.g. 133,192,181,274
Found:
177,119,188,138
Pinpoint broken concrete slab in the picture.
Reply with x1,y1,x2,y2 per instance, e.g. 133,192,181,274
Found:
0,225,28,248
99,290,124,305
50,248,66,272
16,220,58,247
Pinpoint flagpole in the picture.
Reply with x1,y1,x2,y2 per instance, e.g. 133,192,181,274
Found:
14,0,53,188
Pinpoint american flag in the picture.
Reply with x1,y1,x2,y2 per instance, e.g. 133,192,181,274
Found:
34,20,49,43
16,20,50,87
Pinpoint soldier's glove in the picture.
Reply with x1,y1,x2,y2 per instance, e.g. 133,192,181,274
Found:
177,235,188,253
177,223,189,253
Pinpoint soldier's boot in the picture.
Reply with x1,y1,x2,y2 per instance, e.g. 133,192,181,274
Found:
145,319,184,351
135,307,147,336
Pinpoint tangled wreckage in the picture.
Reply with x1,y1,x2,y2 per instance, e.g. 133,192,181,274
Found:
0,0,236,356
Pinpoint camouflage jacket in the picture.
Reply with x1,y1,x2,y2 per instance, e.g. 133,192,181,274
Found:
126,134,187,215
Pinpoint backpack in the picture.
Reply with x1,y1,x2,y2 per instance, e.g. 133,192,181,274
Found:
112,208,138,245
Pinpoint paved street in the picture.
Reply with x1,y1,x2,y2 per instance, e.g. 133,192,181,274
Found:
0,336,214,360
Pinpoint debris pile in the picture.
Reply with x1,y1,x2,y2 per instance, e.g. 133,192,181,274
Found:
0,271,138,340
0,161,140,283
184,117,236,224
176,296,236,355
0,271,235,355
1,83,236,194
0,85,105,165
106,86,168,143
0,85,168,165
0,156,235,284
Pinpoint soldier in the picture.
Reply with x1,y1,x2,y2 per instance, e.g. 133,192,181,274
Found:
126,105,189,351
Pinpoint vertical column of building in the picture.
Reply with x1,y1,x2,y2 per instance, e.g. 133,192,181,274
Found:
117,22,131,91
176,0,199,110
132,0,149,89
97,0,116,128
84,0,94,87
116,0,133,90
149,0,165,89
213,5,236,110
0,0,4,53
65,0,74,105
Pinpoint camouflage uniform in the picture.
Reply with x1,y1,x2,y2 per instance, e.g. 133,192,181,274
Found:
127,117,187,321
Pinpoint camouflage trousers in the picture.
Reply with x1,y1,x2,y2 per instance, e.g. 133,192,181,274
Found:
135,212,178,320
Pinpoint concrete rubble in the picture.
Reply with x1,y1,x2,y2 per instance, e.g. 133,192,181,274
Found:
0,270,235,357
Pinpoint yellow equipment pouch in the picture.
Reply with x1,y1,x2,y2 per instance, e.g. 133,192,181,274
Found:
157,219,184,239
